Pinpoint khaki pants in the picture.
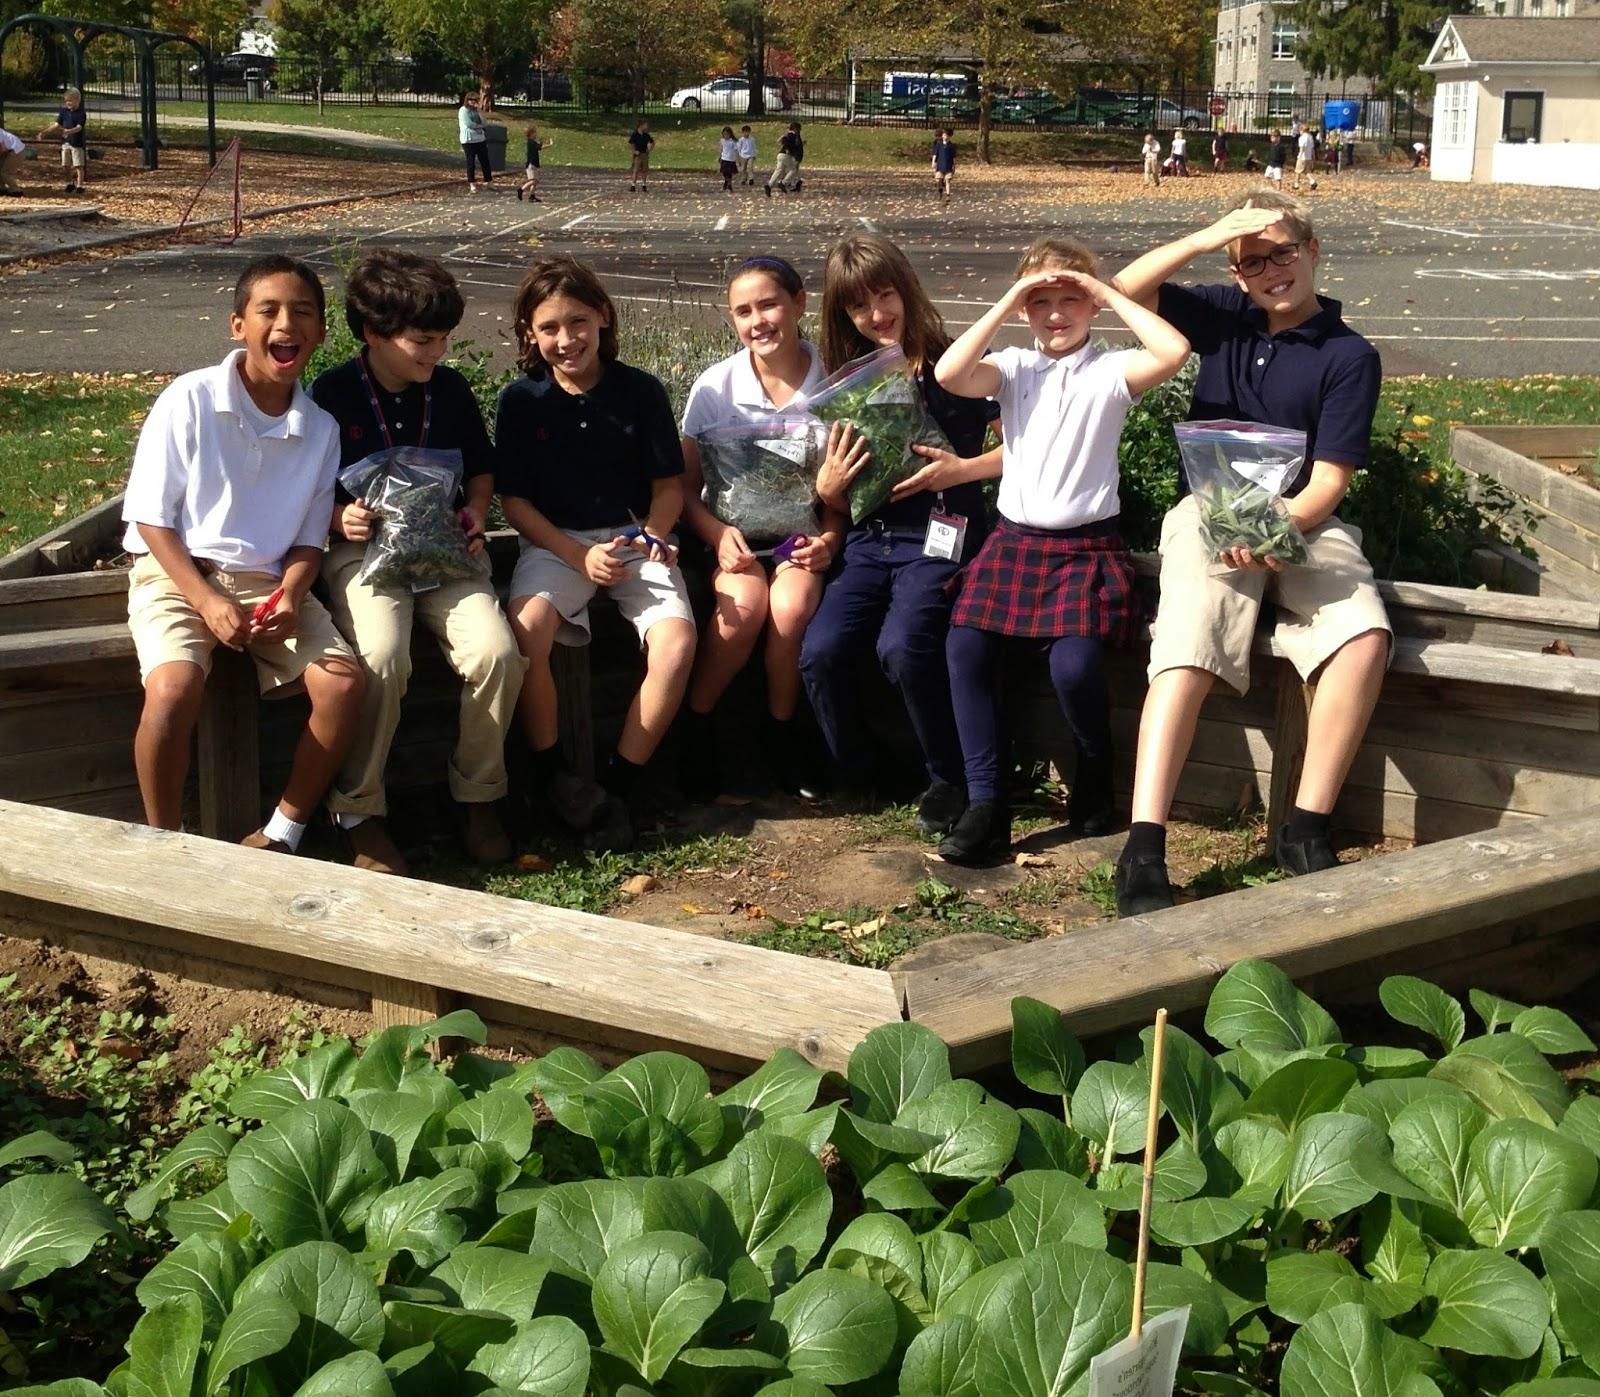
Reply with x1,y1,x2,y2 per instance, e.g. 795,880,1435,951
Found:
0,149,23,193
324,539,527,817
769,152,800,189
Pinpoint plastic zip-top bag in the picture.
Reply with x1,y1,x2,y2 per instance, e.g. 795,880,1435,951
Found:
797,344,954,525
1175,419,1311,567
337,446,478,593
696,418,825,545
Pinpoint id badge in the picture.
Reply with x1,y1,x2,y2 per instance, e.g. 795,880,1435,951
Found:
924,510,968,561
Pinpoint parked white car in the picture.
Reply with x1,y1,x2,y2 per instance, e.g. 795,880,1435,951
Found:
669,75,789,111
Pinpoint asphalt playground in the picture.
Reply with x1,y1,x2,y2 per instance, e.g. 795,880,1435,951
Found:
4,164,1600,380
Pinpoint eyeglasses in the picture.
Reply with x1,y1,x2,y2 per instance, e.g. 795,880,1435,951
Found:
1232,242,1304,278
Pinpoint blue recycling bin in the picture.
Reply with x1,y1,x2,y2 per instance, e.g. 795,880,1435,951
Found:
1322,99,1361,133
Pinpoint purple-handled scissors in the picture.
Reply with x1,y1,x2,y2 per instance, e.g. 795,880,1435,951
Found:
623,510,667,553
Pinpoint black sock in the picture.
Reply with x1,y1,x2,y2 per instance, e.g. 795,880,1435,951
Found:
1122,821,1167,862
530,743,564,784
605,752,646,800
1285,806,1331,842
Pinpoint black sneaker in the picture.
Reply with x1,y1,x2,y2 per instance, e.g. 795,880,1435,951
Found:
915,781,966,836
584,796,635,854
763,183,772,198
937,800,1011,866
545,770,608,832
1275,825,1340,876
1114,852,1174,917
516,186,524,200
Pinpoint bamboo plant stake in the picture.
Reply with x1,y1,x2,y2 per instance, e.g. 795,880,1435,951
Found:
1130,1007,1169,1343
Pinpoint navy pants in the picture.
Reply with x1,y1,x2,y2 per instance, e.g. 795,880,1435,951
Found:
463,142,492,183
946,625,1113,803
800,527,965,789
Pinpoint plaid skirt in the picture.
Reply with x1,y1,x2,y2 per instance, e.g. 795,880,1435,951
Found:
949,515,1141,643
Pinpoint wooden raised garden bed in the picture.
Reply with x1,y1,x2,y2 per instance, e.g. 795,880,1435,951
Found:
1453,425,1600,600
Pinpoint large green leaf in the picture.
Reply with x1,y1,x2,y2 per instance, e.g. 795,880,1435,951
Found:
1095,1139,1208,1212
1244,1059,1359,1134
165,1182,242,1241
1510,1009,1596,1057
2,1381,107,1395
427,1245,547,1321
1390,1092,1491,1215
919,1231,983,1321
592,1232,725,1383
900,1081,1021,1183
709,1132,830,1284
0,1131,74,1170
1015,1108,1092,1176
529,1047,604,1137
465,1315,590,1397
445,1092,534,1162
363,1167,479,1267
0,1173,113,1290
848,1022,952,1125
1203,1118,1291,1206
1559,1098,1600,1161
135,1231,251,1340
581,1052,723,1163
1344,1079,1464,1134
829,1107,940,1185
232,1241,385,1390
827,1213,922,1284
531,1178,646,1284
900,1314,983,1397
288,1351,394,1397
1266,1250,1367,1325
1149,1196,1258,1247
1379,978,1466,1054
1145,1024,1243,1151
971,1240,1131,1397
716,1048,824,1137
1462,1119,1597,1249
381,1301,514,1364
1205,960,1341,1054
227,1098,387,1249
1145,1262,1230,1357
1470,989,1528,1035
124,1125,235,1222
1282,1114,1389,1221
1431,1037,1569,1128
1502,1383,1600,1397
350,1011,486,1094
230,1042,359,1123
1279,1301,1439,1397
1011,997,1086,1099
639,1176,748,1282
1419,1248,1549,1359
343,1091,439,1185
757,1269,898,1385
1360,1196,1429,1318
1070,1061,1151,1159
967,1171,1105,1263
1541,1211,1600,1368
125,1293,204,1397
203,1296,300,1396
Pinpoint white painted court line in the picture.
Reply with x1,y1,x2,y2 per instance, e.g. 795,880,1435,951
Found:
302,208,446,262
1365,334,1600,344
1415,268,1600,282
1383,219,1600,240
859,217,879,232
714,215,730,232
561,212,596,231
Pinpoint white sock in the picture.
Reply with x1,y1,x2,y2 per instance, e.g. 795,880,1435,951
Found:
334,812,369,831
263,807,306,851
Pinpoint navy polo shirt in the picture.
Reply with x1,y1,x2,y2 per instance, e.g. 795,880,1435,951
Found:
867,370,998,531
1157,283,1381,497
311,357,494,509
494,360,683,530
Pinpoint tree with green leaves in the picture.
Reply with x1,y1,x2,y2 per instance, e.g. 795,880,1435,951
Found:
268,0,389,109
1282,0,1455,95
563,0,722,110
150,0,253,54
385,0,552,106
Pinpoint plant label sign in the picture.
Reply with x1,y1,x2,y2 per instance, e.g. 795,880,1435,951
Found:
1088,1306,1189,1397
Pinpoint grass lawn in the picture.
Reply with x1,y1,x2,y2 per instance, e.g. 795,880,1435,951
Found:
5,370,1599,555
131,100,1146,170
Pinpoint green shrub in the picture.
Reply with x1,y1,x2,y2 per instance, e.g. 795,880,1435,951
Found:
19,961,1599,1396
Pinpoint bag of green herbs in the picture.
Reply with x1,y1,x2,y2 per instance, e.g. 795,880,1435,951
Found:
696,419,825,544
338,446,480,592
798,344,954,525
1176,420,1311,567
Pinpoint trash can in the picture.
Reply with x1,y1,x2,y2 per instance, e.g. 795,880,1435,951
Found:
483,121,508,174
245,70,264,102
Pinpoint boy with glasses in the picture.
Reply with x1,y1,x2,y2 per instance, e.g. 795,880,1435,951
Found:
1107,189,1391,916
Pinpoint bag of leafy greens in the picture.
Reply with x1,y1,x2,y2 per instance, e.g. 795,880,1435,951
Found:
1175,420,1311,567
696,419,825,545
797,344,954,525
338,446,479,592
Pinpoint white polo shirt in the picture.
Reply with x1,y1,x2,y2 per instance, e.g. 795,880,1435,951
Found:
122,349,340,576
989,342,1137,531
680,341,826,437
0,128,24,156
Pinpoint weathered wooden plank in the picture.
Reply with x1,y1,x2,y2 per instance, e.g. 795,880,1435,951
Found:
0,800,904,1071
903,808,1600,1071
1363,705,1600,775
1454,428,1600,539
0,737,137,802
1378,574,1600,629
0,495,128,582
0,622,135,671
1266,665,1312,837
0,570,130,608
1375,668,1599,731
0,690,144,754
1342,743,1595,817
197,650,261,842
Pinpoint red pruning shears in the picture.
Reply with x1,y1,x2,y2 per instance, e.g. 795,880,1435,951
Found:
251,585,284,626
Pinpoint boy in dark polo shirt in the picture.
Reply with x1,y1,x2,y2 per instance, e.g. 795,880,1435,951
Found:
312,250,525,876
1109,189,1392,915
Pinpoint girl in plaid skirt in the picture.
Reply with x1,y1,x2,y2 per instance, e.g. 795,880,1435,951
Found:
931,236,1191,864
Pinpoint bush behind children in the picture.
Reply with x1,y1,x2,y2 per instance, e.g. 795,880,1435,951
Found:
123,191,1388,913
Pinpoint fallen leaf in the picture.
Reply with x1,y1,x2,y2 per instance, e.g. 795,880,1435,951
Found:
846,917,884,941
1543,639,1575,656
619,874,658,898
822,920,849,932
743,904,765,920
1014,852,1053,868
514,853,551,872
679,903,708,916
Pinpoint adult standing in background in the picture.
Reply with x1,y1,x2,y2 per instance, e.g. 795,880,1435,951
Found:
458,91,492,193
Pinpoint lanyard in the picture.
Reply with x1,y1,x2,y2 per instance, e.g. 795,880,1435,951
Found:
356,355,431,450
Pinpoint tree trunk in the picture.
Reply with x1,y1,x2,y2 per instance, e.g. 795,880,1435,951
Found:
978,82,993,165
477,53,494,111
747,13,766,119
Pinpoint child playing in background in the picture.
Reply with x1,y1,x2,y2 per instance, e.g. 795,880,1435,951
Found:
122,254,364,852
627,118,654,193
1141,132,1161,188
1266,129,1290,188
1170,128,1188,177
497,256,696,852
718,126,739,192
766,122,803,196
931,236,1190,865
1212,129,1229,174
517,123,549,201
931,127,956,200
737,125,757,185
37,86,86,195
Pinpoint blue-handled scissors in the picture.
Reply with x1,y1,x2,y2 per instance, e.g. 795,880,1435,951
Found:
622,510,666,553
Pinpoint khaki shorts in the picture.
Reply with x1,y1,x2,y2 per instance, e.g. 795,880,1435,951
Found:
509,527,693,648
126,553,354,693
61,144,85,169
1295,154,1312,174
1147,494,1392,697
